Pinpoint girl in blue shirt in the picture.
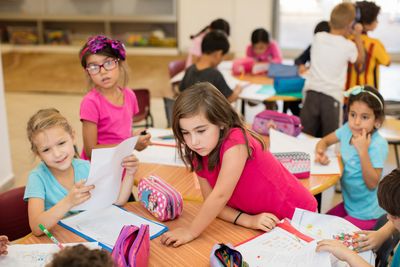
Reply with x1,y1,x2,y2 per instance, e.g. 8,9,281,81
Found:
315,85,388,230
24,108,138,236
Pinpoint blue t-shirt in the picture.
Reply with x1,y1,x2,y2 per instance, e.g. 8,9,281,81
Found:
24,159,90,211
336,123,388,220
392,243,400,267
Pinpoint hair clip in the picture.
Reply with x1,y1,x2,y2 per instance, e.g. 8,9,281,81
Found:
344,85,384,110
80,35,126,61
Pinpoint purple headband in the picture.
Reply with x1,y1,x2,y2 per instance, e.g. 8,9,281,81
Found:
80,35,126,62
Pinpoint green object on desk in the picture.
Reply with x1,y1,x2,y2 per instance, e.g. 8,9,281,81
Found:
39,224,64,249
276,91,303,99
256,84,275,95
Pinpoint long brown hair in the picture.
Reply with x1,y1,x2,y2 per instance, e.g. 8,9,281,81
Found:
172,82,265,172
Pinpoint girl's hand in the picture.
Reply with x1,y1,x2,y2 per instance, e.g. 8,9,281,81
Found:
316,239,356,262
122,154,139,176
354,230,385,252
247,213,279,232
352,128,371,154
315,148,330,165
66,180,95,207
0,235,9,256
134,130,151,151
160,228,196,247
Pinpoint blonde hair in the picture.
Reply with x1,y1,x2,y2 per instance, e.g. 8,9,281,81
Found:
27,108,74,155
330,2,356,30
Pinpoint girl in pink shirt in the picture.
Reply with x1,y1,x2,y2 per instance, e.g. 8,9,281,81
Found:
161,82,317,247
246,28,282,63
79,35,151,160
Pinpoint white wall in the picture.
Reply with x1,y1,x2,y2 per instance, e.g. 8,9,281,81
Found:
178,0,274,57
0,55,14,190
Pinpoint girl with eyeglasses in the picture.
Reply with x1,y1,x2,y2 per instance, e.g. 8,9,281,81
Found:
315,85,388,230
79,35,151,160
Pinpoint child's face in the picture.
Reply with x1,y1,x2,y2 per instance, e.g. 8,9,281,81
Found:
86,54,120,90
253,42,268,56
33,126,75,174
348,101,380,136
179,112,220,157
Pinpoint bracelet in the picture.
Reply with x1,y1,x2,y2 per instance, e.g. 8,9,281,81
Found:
233,211,243,225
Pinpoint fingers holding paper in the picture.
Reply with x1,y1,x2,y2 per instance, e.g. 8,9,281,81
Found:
316,239,357,262
122,154,139,176
161,228,196,247
67,180,95,206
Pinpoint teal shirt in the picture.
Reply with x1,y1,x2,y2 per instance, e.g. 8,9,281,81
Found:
335,123,388,220
24,159,90,211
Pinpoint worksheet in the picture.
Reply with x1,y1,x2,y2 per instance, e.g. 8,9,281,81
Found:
135,145,184,167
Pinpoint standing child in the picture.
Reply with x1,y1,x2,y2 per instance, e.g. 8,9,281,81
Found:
246,28,282,63
316,168,400,267
180,30,242,103
24,108,139,236
79,35,151,160
346,1,391,90
161,82,317,247
186,18,230,68
315,85,388,230
300,2,365,137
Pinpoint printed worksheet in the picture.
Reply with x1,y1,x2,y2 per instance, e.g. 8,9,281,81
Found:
0,242,99,267
236,227,331,267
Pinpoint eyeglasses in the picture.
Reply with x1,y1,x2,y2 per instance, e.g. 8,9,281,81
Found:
86,59,119,75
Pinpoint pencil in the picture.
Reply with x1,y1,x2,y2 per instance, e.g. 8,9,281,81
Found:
39,224,64,249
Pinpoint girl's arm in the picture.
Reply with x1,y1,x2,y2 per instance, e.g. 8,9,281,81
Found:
198,177,278,231
315,132,339,165
82,120,99,159
161,143,248,247
114,154,139,205
269,42,283,63
352,129,381,189
28,180,94,236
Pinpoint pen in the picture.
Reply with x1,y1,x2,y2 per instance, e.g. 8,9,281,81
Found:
39,224,64,249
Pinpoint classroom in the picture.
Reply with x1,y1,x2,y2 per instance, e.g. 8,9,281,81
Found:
1,0,400,266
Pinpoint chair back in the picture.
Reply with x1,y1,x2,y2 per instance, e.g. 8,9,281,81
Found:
168,59,186,78
0,186,31,241
132,88,154,128
163,97,176,128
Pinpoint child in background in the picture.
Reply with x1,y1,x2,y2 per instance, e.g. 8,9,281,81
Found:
180,31,243,103
300,2,365,137
315,86,388,230
0,235,8,256
246,28,282,63
186,18,230,68
316,168,400,267
79,35,151,160
24,108,139,236
47,244,114,267
161,82,317,247
346,1,391,90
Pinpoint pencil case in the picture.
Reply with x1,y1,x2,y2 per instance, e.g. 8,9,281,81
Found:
272,152,310,179
232,57,254,75
267,63,298,78
138,175,183,221
252,110,302,137
274,76,305,94
210,243,248,267
111,224,150,267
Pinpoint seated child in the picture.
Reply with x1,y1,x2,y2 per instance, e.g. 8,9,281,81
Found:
180,30,242,103
161,82,317,247
47,244,114,267
24,108,139,236
0,235,8,256
316,168,400,267
246,28,282,63
315,86,388,230
186,18,230,68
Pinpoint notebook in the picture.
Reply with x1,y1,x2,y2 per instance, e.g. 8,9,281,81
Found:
59,205,168,251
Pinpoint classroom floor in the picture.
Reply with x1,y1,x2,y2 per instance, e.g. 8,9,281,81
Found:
3,57,400,213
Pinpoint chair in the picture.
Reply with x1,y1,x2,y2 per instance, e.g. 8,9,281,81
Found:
168,59,186,96
132,88,154,128
0,186,31,241
163,97,176,128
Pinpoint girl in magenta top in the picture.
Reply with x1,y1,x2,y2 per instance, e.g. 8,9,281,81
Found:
246,28,283,63
79,35,151,160
161,82,317,247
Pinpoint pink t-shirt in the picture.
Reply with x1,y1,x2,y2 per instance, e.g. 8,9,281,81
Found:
80,88,139,159
246,40,283,63
195,128,317,220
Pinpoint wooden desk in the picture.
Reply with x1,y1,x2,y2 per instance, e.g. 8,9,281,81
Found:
20,202,259,267
379,117,400,167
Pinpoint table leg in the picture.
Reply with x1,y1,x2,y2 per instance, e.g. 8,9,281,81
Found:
393,143,400,168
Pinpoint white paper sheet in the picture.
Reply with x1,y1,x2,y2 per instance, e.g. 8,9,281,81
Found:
135,145,184,167
236,227,331,267
217,60,233,71
148,128,176,147
239,84,275,101
291,208,375,265
0,242,99,267
170,70,185,84
269,129,341,175
73,136,138,211
60,205,167,250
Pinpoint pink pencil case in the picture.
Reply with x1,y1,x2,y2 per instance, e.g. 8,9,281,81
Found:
138,175,183,221
252,110,302,137
273,152,310,179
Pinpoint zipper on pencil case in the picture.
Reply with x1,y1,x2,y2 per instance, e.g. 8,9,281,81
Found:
151,175,183,216
149,176,175,219
147,176,173,220
142,177,168,220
